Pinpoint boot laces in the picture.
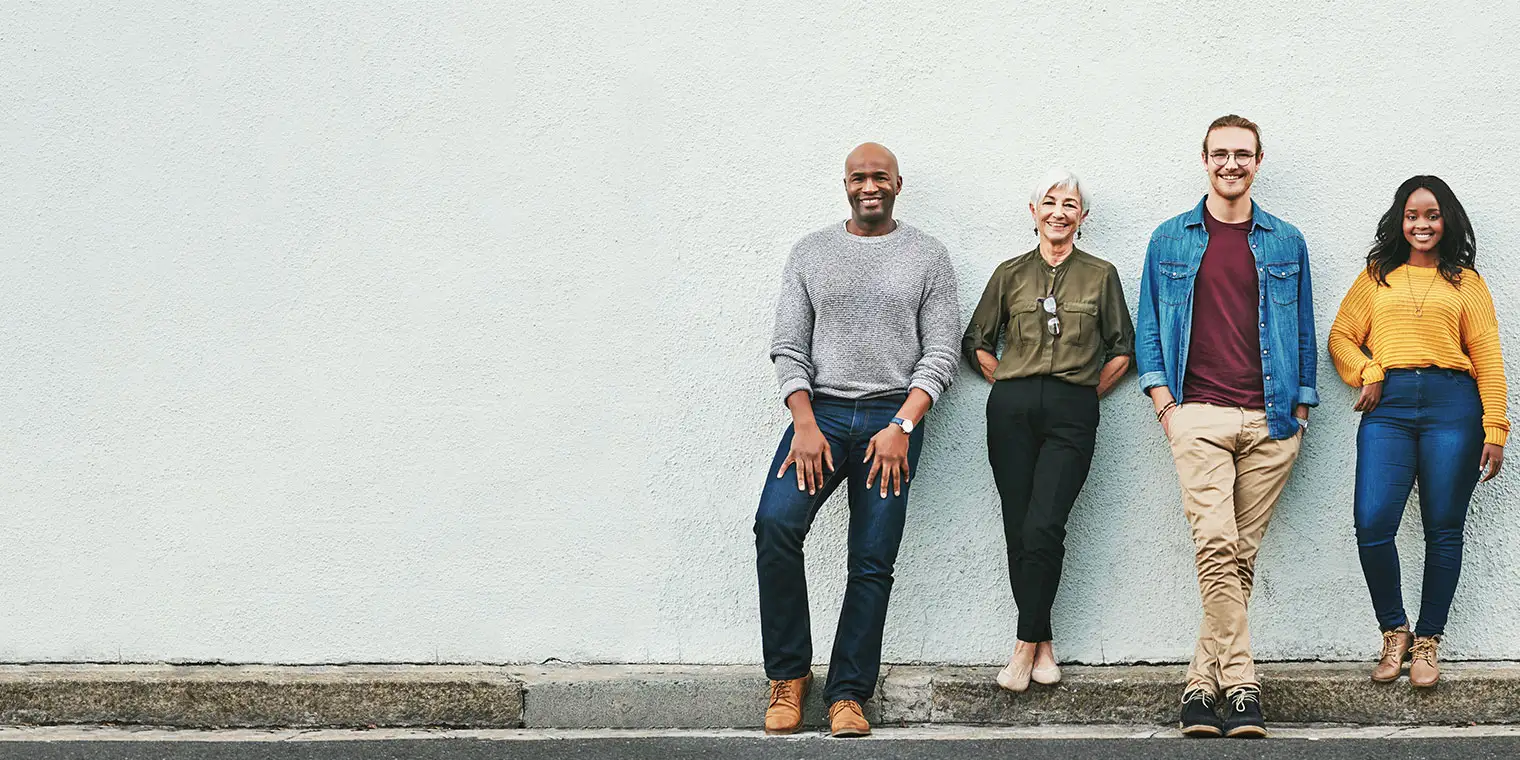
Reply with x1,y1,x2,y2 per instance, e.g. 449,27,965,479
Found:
1410,637,1440,665
1228,688,1259,714
1380,628,1409,660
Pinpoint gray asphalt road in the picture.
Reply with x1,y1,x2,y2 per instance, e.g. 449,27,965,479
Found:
1,739,1517,760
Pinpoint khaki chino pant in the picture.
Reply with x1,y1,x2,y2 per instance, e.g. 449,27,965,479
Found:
1167,402,1301,694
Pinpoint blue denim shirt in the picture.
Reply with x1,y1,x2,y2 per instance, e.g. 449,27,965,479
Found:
1136,196,1319,440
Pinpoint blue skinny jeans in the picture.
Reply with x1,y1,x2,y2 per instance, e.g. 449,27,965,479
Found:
1354,368,1484,638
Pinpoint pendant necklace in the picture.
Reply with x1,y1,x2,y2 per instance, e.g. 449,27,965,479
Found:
1405,265,1440,317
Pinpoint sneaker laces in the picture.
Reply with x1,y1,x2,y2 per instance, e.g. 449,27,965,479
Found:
1181,687,1215,708
1410,637,1440,666
1228,688,1260,714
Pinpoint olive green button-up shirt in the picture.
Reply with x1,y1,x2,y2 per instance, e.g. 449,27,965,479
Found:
962,247,1135,387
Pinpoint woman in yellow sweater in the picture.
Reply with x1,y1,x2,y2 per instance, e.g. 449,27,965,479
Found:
1328,175,1507,688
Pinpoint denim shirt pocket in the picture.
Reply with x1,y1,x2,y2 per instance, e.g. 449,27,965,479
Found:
1157,261,1196,305
1266,262,1301,305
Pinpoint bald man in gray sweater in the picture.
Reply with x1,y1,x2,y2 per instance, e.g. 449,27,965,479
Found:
755,143,961,738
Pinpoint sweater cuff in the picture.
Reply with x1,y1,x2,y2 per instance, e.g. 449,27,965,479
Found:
909,379,944,405
1485,426,1508,447
1360,363,1385,385
779,378,812,404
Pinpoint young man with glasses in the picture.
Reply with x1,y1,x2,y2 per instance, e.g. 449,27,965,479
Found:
756,142,961,738
1135,115,1319,738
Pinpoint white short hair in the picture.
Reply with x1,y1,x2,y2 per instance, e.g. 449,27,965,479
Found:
1029,169,1090,212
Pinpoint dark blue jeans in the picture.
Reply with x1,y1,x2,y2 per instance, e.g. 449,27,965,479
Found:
754,394,924,704
1354,368,1484,638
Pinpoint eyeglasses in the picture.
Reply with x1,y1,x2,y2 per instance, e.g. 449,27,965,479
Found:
1037,296,1060,336
1208,151,1258,167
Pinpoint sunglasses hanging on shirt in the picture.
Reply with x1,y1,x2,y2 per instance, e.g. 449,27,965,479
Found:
1036,272,1061,337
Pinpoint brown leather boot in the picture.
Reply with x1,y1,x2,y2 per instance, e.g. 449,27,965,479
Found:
1409,636,1441,688
828,699,871,738
1371,626,1412,683
763,674,810,735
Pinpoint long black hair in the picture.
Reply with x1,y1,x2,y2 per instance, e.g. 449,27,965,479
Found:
1367,175,1476,287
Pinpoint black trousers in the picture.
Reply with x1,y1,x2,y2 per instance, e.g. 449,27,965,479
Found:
986,376,1099,643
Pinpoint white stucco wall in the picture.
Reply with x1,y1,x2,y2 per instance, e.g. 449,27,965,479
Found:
4,2,1519,665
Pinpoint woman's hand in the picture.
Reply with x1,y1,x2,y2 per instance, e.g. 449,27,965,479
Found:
1480,444,1504,483
975,349,998,383
1353,381,1383,413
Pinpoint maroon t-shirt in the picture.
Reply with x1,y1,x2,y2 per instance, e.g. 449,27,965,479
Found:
1182,208,1266,410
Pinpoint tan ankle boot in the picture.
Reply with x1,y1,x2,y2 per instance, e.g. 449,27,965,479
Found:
763,673,810,735
1409,636,1441,688
828,699,871,738
1372,626,1412,683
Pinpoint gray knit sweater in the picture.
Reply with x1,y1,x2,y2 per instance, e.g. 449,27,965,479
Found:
770,221,961,403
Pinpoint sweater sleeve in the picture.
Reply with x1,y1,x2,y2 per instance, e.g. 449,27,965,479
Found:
1459,273,1509,446
1328,270,1384,386
909,249,962,403
769,247,815,402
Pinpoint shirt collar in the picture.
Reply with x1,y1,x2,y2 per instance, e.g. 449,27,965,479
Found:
1183,196,1274,231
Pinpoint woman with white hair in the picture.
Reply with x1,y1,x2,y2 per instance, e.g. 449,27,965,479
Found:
962,169,1135,692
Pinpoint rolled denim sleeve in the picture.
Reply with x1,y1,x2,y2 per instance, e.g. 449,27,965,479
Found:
1135,234,1168,395
1294,235,1320,407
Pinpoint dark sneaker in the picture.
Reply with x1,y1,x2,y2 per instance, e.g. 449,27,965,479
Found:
1179,687,1223,737
1223,686,1267,738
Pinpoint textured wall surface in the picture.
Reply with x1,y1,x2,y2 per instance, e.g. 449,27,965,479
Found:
4,2,1519,665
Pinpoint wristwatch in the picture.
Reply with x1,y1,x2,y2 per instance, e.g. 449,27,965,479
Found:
892,416,915,434
1296,417,1309,430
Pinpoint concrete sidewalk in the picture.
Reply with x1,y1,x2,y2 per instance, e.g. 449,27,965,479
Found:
1,662,1517,729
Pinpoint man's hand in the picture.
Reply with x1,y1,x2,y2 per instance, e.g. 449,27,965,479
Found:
777,422,833,495
864,424,911,498
975,349,998,383
1295,404,1310,436
1480,444,1505,483
1353,382,1382,413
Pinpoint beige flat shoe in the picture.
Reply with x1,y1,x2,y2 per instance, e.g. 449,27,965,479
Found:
1031,663,1062,685
996,654,1032,693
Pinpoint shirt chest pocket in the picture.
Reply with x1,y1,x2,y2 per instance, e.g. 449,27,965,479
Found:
1006,301,1042,351
1158,262,1196,305
1266,262,1301,305
1062,301,1099,346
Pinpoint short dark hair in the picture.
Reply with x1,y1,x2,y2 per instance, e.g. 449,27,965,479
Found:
1202,114,1262,156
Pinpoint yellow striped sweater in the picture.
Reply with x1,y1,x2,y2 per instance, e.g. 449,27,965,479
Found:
1328,265,1509,446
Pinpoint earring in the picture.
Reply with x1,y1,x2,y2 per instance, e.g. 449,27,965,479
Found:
1077,228,1082,240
